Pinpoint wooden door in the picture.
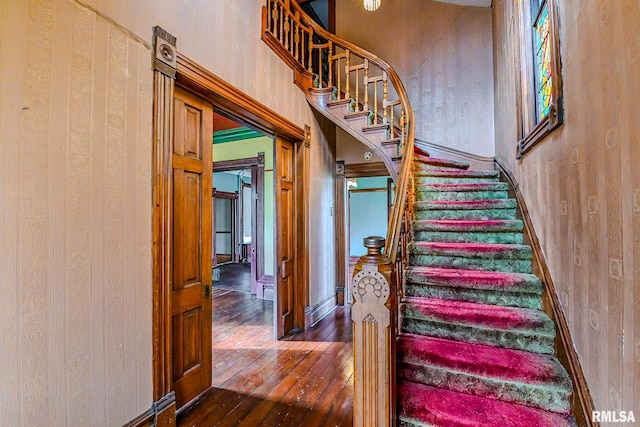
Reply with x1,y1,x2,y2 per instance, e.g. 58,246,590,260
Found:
276,137,295,338
171,87,213,408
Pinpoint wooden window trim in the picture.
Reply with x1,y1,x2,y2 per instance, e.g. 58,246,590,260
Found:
516,0,563,158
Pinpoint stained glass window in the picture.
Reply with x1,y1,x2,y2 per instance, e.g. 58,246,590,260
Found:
533,2,552,120
517,0,563,157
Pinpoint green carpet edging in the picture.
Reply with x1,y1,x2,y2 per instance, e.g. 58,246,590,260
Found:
404,284,543,310
400,317,555,355
397,362,571,414
414,230,523,244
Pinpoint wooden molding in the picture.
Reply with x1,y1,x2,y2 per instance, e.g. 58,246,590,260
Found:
351,237,395,427
152,68,175,402
123,392,176,427
495,156,596,427
335,161,348,308
344,161,389,178
304,294,338,328
212,189,238,199
176,53,305,142
414,138,495,171
122,409,154,427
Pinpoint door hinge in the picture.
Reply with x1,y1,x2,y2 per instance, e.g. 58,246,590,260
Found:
205,284,210,298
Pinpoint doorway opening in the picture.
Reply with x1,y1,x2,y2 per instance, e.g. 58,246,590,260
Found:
152,51,311,416
211,112,274,300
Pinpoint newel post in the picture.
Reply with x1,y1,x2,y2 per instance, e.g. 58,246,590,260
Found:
352,236,395,427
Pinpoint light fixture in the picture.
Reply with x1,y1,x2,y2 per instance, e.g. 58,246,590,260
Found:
364,0,380,12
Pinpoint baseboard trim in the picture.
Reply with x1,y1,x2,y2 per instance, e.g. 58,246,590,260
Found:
123,392,176,427
495,156,596,427
415,138,495,171
122,408,154,427
305,294,337,328
256,274,274,300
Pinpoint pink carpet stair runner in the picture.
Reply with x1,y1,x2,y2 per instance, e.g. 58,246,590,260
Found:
397,146,576,426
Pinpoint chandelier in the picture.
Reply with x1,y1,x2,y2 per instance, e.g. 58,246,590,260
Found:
364,0,380,12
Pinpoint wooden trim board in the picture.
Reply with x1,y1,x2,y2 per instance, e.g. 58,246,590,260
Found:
495,156,596,427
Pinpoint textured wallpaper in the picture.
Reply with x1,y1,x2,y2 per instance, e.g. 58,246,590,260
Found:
0,1,338,424
0,0,153,425
492,0,640,422
337,0,495,157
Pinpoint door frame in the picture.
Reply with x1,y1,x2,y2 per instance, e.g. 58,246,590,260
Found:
211,188,238,266
212,154,266,294
152,47,310,418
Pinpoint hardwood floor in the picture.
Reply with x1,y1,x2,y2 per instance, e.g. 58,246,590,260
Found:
213,262,253,294
178,288,353,426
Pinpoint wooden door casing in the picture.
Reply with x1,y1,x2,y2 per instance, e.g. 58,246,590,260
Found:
171,87,213,408
276,137,295,338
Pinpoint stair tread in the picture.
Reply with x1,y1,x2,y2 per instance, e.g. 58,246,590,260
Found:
413,219,523,232
400,297,554,334
397,334,571,390
398,381,576,427
414,198,517,210
410,241,532,259
418,182,508,192
415,168,500,178
405,267,542,293
414,154,470,170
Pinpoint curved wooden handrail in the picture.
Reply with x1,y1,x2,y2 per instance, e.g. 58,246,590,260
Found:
262,0,415,263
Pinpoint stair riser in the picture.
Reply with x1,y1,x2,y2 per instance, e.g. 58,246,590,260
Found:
400,318,555,354
397,363,571,414
404,284,542,310
416,176,499,184
410,255,532,274
416,190,509,201
414,231,524,244
414,209,518,221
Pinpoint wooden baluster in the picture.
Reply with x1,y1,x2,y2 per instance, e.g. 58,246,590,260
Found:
308,30,313,73
355,69,360,112
337,57,342,99
271,1,278,35
352,236,394,427
373,82,378,125
345,50,350,99
294,12,300,62
390,107,395,137
383,72,388,124
364,59,369,111
318,46,323,86
267,0,271,33
279,2,284,43
284,14,290,50
328,41,333,88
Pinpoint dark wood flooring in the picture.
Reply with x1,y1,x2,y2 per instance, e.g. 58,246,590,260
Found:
178,287,354,426
213,262,253,294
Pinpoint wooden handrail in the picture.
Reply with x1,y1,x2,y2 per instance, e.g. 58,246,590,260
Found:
262,2,415,425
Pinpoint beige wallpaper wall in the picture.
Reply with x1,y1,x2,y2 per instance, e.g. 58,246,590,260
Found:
0,0,337,425
492,0,640,421
337,0,495,157
0,1,153,425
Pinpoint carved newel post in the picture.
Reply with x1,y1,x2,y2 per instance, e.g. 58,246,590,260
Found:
352,236,394,427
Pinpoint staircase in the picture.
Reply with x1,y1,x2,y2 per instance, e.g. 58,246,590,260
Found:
397,150,576,426
261,1,579,425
